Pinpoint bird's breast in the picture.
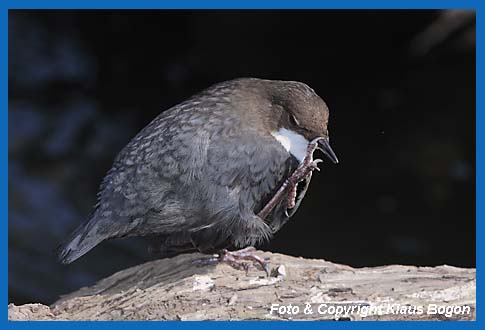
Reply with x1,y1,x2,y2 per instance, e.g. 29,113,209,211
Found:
270,128,309,163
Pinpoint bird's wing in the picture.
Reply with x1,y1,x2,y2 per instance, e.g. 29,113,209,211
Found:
198,128,301,229
202,127,314,235
87,111,300,242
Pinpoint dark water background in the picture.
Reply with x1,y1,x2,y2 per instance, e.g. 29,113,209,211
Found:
8,10,475,305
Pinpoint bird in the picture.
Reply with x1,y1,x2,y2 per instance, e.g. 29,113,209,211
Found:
57,78,338,269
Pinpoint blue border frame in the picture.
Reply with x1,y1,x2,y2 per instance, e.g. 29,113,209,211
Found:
0,0,480,9
2,0,480,328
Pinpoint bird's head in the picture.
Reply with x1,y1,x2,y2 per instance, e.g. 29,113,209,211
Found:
263,79,339,164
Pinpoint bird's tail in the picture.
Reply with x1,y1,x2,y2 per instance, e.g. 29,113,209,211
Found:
56,218,105,264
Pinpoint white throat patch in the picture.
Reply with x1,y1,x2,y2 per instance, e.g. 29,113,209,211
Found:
271,128,309,163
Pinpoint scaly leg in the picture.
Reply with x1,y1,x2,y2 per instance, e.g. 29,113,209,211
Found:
218,247,270,275
258,137,324,220
193,246,270,275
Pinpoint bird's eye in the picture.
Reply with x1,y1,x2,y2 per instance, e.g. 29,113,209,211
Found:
290,114,300,126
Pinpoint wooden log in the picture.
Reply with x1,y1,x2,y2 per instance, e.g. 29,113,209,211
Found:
8,250,476,321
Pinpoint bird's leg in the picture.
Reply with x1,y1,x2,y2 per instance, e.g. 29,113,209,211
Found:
285,171,312,218
287,184,298,209
258,137,324,219
285,137,325,209
285,170,314,210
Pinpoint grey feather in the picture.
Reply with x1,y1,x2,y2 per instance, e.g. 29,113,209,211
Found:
57,78,333,263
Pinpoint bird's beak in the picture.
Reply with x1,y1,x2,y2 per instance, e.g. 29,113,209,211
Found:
318,138,339,164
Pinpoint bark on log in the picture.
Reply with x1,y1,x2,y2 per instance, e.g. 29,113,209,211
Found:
8,250,476,321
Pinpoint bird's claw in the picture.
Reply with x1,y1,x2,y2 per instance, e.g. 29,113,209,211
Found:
217,248,270,276
310,159,323,171
256,136,326,221
309,136,325,145
192,247,269,275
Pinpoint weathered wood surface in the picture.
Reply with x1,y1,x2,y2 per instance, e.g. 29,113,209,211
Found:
8,250,476,321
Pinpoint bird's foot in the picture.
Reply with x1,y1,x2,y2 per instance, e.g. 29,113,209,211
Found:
286,170,314,210
193,247,270,275
285,144,323,209
219,247,270,276
287,140,323,185
257,136,325,220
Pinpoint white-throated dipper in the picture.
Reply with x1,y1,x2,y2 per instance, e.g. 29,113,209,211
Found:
57,78,338,271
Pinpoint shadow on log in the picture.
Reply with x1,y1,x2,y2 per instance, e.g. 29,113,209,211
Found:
8,250,476,320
